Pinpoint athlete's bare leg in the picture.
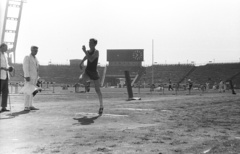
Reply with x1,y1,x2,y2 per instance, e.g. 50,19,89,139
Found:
93,79,103,114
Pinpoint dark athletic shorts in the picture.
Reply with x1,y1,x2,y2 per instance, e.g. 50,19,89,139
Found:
85,69,100,80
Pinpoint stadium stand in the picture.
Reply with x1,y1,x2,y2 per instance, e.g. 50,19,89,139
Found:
143,64,195,84
9,64,104,85
9,63,240,88
186,63,240,88
105,66,141,77
39,65,82,84
104,66,142,86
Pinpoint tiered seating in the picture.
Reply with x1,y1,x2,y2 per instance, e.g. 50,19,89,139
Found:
9,63,240,88
187,63,240,86
39,65,82,84
105,66,141,78
9,64,104,84
144,64,195,84
40,65,105,84
104,66,142,86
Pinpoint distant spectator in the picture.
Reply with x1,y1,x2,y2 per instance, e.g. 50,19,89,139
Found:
150,83,155,92
225,80,236,95
213,82,217,90
206,82,210,92
168,79,174,91
156,84,164,93
199,84,206,93
187,79,193,94
223,81,227,92
218,80,223,93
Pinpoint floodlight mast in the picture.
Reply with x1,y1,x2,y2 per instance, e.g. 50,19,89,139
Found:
1,0,26,64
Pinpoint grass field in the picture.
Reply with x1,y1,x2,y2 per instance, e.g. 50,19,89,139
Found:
0,87,240,154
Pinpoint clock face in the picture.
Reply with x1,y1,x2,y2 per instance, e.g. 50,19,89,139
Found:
132,50,143,61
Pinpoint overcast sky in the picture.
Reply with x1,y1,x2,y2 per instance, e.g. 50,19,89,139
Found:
2,0,240,66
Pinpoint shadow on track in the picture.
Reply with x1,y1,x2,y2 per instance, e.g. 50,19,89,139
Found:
73,115,100,125
9,110,31,117
0,110,31,120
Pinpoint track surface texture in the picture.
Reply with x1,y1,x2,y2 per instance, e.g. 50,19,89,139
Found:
1,87,240,154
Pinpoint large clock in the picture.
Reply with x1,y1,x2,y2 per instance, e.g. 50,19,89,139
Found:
132,50,143,61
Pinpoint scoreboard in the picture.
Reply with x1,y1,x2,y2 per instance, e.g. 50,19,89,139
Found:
107,49,144,62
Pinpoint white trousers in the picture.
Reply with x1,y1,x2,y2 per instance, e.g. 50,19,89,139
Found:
23,77,38,108
24,94,33,108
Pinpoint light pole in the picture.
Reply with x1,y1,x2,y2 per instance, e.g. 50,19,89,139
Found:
153,62,158,84
152,39,154,84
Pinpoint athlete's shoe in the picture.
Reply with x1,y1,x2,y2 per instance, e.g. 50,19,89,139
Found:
24,107,30,111
29,106,39,110
0,108,10,112
98,107,104,115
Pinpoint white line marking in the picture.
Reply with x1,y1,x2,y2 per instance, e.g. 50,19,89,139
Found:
116,108,154,111
75,112,128,117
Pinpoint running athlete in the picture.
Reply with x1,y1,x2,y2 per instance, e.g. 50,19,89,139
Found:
79,38,103,115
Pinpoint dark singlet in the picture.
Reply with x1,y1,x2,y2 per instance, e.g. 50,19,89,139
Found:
86,50,98,72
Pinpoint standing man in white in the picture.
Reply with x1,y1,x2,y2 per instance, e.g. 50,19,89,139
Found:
0,43,11,112
22,46,40,111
